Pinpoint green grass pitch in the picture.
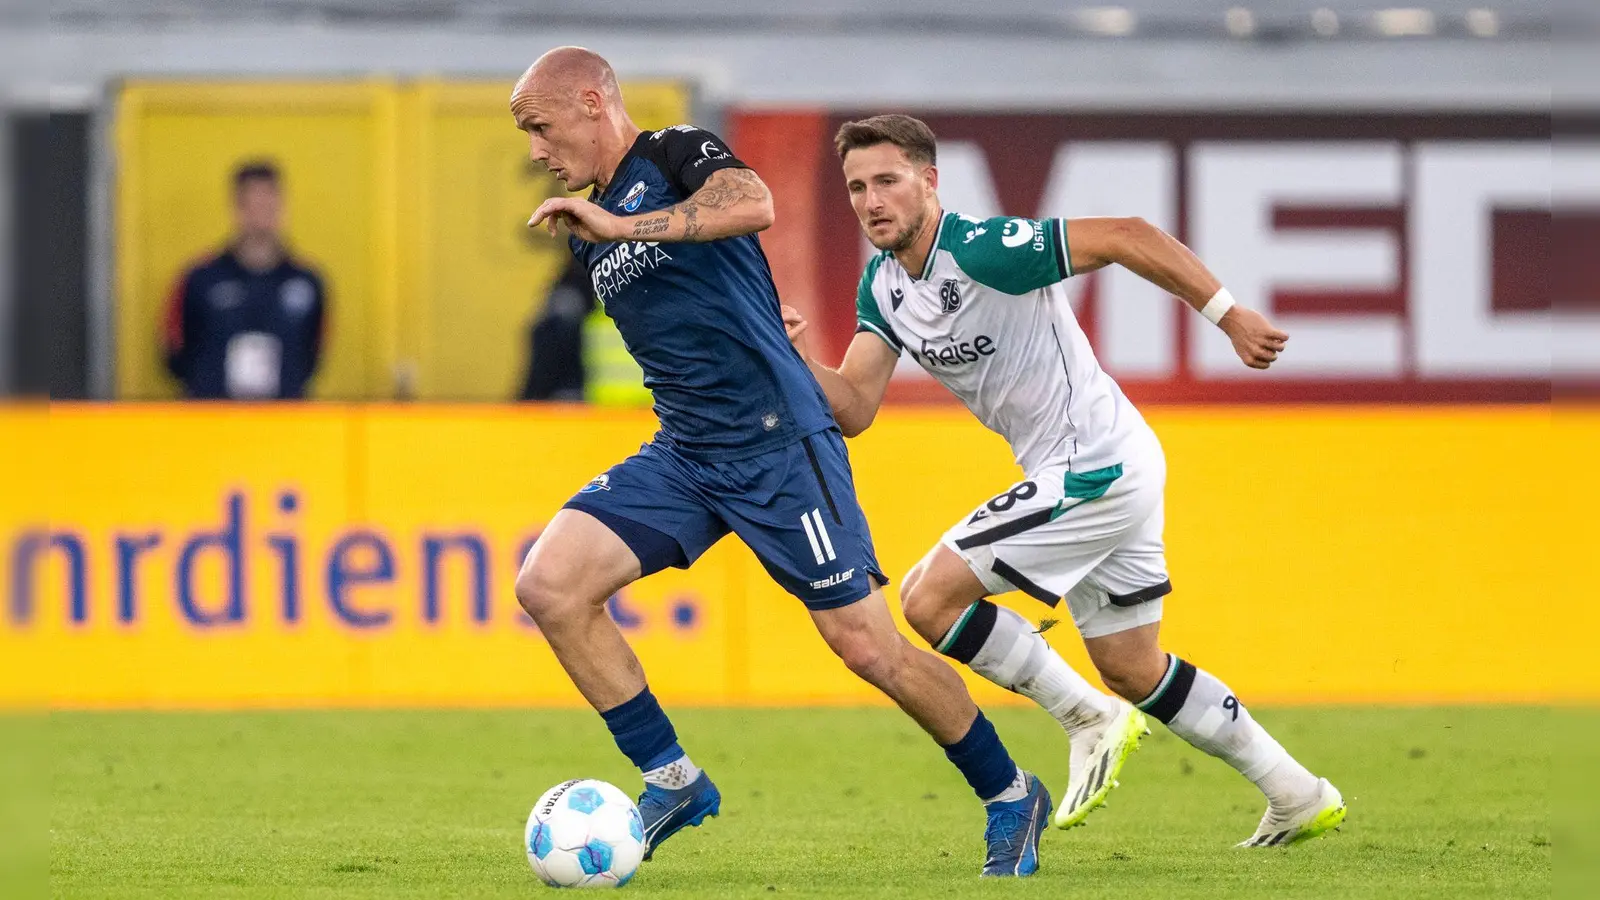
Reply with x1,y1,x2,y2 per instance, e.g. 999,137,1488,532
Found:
50,706,1549,898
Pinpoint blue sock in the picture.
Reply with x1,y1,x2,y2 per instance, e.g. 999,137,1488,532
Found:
600,687,685,773
941,711,1018,801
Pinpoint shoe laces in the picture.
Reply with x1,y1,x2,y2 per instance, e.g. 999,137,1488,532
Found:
983,808,1026,851
636,785,674,817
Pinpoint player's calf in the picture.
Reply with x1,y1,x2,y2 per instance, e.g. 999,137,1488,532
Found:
902,548,1118,744
1085,626,1340,841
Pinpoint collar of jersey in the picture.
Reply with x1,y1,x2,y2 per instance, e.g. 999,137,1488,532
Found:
593,131,653,205
912,210,947,281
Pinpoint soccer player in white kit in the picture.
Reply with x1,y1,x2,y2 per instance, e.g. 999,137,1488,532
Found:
784,115,1346,847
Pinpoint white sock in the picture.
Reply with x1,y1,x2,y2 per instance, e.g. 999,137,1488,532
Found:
1138,654,1320,808
939,601,1118,741
982,766,1031,805
642,753,702,790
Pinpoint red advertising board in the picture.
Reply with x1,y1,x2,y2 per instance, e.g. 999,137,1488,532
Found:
733,110,1589,403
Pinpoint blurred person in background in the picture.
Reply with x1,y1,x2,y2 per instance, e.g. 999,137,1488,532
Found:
163,161,327,400
519,242,651,405
519,255,593,402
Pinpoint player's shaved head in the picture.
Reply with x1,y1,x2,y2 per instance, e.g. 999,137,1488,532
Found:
510,46,639,192
514,46,621,106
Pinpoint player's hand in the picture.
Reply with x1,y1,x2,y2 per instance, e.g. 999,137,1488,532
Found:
528,197,625,243
781,305,812,359
1218,306,1288,369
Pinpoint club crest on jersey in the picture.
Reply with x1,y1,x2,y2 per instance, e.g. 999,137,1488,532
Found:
579,474,612,494
620,181,648,213
938,279,962,314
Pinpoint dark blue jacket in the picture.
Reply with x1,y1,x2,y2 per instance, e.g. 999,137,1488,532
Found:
164,247,326,399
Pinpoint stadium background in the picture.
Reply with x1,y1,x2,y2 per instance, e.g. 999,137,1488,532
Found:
2,1,1591,710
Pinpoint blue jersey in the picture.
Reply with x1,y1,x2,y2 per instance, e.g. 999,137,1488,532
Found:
569,125,834,462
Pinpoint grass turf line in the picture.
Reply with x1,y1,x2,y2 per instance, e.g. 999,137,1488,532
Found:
51,707,1550,898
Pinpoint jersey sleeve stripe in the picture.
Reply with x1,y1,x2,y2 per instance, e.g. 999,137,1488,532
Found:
856,320,903,351
1052,218,1073,279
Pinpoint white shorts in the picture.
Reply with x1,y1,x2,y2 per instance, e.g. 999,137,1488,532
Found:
941,447,1170,640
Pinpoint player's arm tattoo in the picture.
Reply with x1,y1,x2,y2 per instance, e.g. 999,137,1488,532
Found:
692,168,769,211
628,168,772,243
631,215,671,237
682,202,703,240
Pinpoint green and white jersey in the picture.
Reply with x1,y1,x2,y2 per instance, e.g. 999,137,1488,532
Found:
855,210,1153,475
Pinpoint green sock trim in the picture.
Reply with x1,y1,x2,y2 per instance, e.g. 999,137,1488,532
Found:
1135,653,1179,711
936,602,982,654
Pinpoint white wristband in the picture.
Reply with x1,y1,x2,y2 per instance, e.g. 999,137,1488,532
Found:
1200,288,1236,326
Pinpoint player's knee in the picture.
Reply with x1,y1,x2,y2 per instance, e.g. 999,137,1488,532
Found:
514,559,582,626
896,563,944,644
832,629,901,688
1097,665,1145,702
1093,650,1166,702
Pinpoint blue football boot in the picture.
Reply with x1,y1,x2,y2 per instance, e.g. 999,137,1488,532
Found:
981,772,1051,877
638,771,721,860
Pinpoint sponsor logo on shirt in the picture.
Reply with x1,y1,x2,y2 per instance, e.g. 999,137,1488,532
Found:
692,139,732,168
590,240,673,304
620,181,649,213
578,474,612,494
1001,218,1046,252
912,335,997,367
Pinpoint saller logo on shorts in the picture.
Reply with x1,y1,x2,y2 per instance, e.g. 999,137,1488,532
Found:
811,568,855,591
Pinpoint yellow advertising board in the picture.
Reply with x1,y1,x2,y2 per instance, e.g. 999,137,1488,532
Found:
2,405,1589,709
115,82,401,401
115,79,690,402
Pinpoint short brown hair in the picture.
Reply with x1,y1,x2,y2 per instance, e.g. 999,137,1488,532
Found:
834,114,937,165
233,160,281,192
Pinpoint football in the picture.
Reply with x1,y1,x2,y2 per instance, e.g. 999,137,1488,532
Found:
524,779,646,889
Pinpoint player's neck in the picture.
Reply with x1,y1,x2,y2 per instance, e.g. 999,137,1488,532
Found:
894,206,944,278
594,120,644,194
233,235,284,274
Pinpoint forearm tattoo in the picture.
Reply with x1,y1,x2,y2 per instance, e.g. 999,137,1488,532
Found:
631,216,671,237
630,168,769,243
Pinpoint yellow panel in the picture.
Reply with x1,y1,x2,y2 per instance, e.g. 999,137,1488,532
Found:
4,405,1590,709
352,407,741,704
115,82,399,401
0,403,48,709
405,81,691,401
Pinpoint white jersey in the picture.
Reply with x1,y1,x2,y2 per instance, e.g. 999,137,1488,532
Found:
855,210,1154,475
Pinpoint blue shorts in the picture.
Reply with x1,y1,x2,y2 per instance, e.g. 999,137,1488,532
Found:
564,428,885,610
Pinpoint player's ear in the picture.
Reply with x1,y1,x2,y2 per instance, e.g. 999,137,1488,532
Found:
923,163,939,192
578,88,603,119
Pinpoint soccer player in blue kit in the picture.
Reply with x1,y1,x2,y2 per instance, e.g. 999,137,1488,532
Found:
510,47,1051,877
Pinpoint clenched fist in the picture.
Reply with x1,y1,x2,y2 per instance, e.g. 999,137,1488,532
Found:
780,305,812,358
1219,306,1289,370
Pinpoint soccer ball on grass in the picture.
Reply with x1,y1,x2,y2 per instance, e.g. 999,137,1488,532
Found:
524,779,646,888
